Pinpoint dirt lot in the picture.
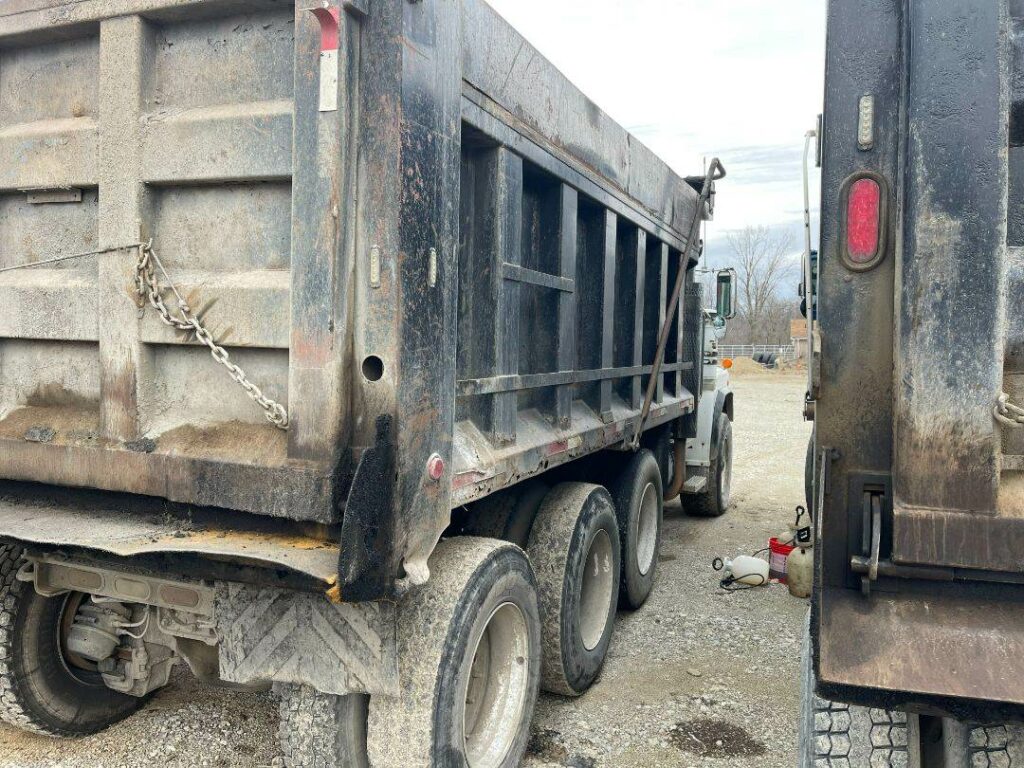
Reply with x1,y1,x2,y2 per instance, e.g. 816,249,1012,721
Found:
0,371,811,768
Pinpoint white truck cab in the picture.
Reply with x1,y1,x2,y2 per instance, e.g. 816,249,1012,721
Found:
679,271,735,516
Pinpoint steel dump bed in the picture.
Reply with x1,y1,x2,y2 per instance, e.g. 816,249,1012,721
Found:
815,0,1024,716
0,0,707,598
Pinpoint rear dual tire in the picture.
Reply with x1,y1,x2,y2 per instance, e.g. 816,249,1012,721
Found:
277,686,369,768
608,450,663,610
527,483,621,697
368,538,541,768
799,617,1024,767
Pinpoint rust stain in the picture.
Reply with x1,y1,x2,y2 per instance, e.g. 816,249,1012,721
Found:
147,527,334,553
0,405,101,442
291,331,331,366
25,383,97,410
158,420,289,465
326,577,342,604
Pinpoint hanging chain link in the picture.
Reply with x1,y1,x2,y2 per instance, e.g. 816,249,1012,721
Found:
133,241,289,430
994,392,1024,429
1,241,289,430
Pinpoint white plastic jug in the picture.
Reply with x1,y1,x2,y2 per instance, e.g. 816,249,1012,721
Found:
722,555,770,586
787,547,813,598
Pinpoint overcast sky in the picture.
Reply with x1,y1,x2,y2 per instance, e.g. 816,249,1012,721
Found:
484,0,826,269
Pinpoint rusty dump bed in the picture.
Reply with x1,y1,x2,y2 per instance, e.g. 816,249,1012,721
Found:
0,0,706,598
815,0,1024,716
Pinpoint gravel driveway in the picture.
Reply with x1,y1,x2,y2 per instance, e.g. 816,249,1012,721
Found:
0,371,811,768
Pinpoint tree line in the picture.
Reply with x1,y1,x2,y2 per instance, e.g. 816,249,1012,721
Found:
716,224,802,347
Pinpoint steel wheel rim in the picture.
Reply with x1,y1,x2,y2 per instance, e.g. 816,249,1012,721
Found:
720,428,733,509
463,602,530,767
635,482,658,577
578,529,614,651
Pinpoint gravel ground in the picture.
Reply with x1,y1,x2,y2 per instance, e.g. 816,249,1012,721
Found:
0,371,811,768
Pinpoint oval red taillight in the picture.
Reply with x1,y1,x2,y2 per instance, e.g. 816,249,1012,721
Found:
846,177,881,263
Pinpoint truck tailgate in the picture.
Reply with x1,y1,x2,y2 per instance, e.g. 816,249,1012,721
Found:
0,1,348,523
816,0,1024,713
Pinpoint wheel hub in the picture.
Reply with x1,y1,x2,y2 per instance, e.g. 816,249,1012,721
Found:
463,602,530,767
578,529,614,652
635,482,658,576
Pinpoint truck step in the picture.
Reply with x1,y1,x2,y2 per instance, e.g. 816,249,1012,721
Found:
683,476,707,494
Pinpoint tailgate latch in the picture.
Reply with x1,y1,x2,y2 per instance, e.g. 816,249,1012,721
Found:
860,490,884,596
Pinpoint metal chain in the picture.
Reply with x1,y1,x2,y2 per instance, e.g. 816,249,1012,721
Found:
134,241,290,430
0,241,289,430
994,392,1024,429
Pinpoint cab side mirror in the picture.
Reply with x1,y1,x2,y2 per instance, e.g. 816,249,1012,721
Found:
716,269,737,320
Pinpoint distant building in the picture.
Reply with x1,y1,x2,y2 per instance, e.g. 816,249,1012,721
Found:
791,318,809,360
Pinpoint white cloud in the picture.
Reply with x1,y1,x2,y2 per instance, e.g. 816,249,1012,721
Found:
483,0,826,261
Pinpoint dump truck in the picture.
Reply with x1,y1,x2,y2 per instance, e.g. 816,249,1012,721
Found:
802,0,1024,764
0,1,732,764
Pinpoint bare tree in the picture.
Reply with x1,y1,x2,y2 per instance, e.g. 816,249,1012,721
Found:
725,225,797,345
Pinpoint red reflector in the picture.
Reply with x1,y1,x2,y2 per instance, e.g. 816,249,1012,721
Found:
846,178,881,263
311,6,340,52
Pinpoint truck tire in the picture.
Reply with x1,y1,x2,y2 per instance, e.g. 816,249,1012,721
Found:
461,479,548,549
608,450,663,610
0,544,144,737
799,617,1024,767
527,483,620,697
367,538,540,768
277,685,369,768
799,617,910,768
687,413,733,517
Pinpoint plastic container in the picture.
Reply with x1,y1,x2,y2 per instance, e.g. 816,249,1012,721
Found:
722,555,770,586
776,526,797,546
787,546,813,598
769,537,796,582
